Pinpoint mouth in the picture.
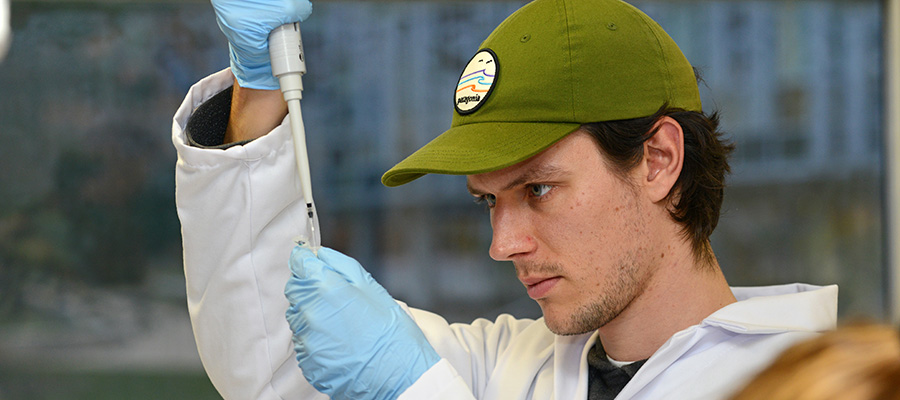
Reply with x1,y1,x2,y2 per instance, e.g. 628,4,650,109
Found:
521,276,562,300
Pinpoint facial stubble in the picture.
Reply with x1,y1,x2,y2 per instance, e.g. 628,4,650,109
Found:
526,251,645,336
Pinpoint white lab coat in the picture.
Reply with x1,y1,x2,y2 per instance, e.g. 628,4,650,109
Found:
173,69,839,400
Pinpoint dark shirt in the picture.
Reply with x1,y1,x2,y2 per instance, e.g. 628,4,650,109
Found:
587,340,648,400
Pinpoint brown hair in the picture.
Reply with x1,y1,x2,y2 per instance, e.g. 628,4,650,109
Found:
580,106,733,264
730,323,900,400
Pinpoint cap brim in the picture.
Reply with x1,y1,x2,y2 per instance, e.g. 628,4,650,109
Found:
382,121,581,187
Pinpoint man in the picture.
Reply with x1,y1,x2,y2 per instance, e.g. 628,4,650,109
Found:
173,0,838,399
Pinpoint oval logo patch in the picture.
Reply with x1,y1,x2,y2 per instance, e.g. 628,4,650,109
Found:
455,49,498,115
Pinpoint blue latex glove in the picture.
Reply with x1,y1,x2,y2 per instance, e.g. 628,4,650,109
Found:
284,246,441,400
211,0,313,90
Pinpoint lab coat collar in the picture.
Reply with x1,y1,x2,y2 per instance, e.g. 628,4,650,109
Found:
612,283,837,400
704,283,838,334
558,284,837,400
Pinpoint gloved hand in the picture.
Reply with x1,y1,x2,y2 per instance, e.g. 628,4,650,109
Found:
284,246,441,400
211,0,312,90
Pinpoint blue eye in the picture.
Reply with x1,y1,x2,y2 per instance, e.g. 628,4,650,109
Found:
529,184,552,197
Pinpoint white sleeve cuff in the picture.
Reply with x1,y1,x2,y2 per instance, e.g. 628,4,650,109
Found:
398,359,477,400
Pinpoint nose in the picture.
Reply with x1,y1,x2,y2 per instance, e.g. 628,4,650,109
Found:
488,202,537,261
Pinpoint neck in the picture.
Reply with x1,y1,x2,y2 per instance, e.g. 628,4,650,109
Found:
596,245,736,362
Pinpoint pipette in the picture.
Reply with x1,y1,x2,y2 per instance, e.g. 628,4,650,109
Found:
269,23,321,253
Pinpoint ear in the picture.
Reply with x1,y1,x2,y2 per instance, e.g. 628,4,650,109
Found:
642,116,684,203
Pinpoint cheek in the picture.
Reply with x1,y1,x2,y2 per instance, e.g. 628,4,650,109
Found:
543,189,623,256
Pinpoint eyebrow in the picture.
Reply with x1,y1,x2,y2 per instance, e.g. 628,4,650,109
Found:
467,164,566,196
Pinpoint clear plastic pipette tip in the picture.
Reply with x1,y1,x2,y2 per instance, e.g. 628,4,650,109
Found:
295,202,321,255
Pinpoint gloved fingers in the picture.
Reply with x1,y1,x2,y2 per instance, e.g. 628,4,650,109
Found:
289,245,354,281
316,246,374,285
316,247,400,310
229,51,277,90
283,278,302,308
211,0,313,89
285,303,308,335
290,332,306,358
282,0,313,24
288,245,357,285
291,328,331,394
288,245,319,279
283,268,351,307
285,245,353,305
212,0,313,26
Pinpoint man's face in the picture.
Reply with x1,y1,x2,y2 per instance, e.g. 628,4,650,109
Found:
467,130,658,336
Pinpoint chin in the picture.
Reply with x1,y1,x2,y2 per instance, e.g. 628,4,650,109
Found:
544,320,597,336
541,310,598,336
541,301,614,336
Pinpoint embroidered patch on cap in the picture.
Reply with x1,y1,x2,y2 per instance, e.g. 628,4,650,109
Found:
455,49,498,115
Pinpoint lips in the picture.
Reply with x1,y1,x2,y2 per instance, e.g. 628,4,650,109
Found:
522,276,561,299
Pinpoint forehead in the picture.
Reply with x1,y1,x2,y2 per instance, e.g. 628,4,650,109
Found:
466,130,600,192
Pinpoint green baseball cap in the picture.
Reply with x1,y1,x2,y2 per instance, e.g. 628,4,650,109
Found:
381,0,701,187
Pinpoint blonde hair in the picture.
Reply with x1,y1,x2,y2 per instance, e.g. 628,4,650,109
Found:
730,323,900,400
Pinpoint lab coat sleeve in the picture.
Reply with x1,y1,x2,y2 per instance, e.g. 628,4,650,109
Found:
399,359,477,400
403,305,541,399
174,69,530,400
173,69,324,400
